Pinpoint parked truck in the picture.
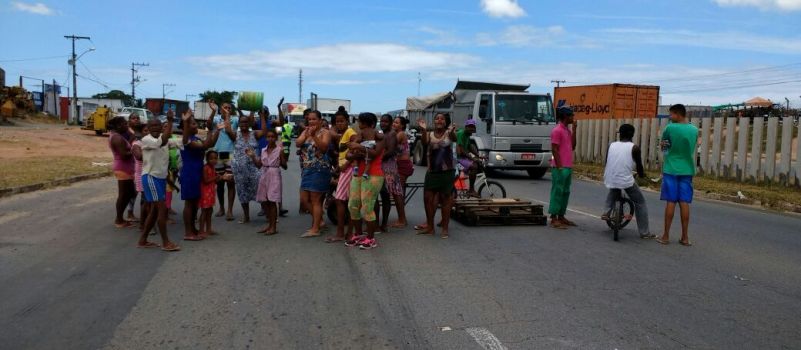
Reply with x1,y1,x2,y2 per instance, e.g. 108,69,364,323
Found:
307,95,351,121
407,80,556,179
553,84,660,120
145,98,190,120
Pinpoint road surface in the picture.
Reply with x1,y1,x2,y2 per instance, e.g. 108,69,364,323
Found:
1,159,800,349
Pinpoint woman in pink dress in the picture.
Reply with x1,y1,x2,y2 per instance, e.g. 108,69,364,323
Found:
247,129,287,235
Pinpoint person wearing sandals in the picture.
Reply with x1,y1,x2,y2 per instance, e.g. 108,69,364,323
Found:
247,129,286,235
344,112,385,249
657,104,698,247
137,110,181,252
181,105,221,241
230,108,269,224
212,101,238,222
326,108,356,243
415,113,456,239
108,116,137,229
393,116,413,228
548,107,578,230
296,110,332,237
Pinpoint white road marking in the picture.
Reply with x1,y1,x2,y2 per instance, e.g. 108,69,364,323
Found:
465,327,507,350
529,199,601,219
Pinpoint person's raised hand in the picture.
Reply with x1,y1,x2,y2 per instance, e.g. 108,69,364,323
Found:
166,108,175,120
209,101,217,112
277,97,284,108
416,119,427,130
181,109,192,121
264,106,270,117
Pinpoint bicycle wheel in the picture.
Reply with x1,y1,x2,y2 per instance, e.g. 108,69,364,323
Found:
618,198,634,229
478,181,507,199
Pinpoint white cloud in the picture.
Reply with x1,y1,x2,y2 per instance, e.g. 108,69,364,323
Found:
476,25,569,47
598,28,801,54
712,0,801,11
11,2,54,15
190,43,479,80
480,0,526,18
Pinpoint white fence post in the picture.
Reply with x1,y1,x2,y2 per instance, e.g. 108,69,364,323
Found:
765,117,779,181
593,120,602,163
778,118,793,184
723,117,736,178
794,122,801,186
640,118,651,170
750,117,764,181
601,119,610,163
736,117,749,181
710,116,723,176
649,117,660,170
699,117,712,175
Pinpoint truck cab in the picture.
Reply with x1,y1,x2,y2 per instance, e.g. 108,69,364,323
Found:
472,91,555,178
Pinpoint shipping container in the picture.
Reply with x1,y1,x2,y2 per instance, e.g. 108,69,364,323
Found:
145,98,189,118
553,84,660,120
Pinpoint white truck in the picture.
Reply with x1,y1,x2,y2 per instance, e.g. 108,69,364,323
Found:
307,95,351,121
407,80,555,179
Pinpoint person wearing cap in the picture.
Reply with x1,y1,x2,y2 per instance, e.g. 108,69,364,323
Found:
549,106,578,229
456,119,480,196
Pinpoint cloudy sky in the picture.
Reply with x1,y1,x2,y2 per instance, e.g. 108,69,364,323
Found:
1,0,800,111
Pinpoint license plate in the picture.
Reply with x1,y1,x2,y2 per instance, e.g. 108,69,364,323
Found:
521,153,535,160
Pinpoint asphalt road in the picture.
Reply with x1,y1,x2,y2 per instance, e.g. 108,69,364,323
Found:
1,157,800,349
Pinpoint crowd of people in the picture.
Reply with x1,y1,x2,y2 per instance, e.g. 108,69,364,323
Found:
108,99,698,252
107,97,483,252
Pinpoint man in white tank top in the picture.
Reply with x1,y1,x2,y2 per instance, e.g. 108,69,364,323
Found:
602,124,655,239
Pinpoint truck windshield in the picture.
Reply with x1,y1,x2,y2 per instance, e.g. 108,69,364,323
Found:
495,95,554,123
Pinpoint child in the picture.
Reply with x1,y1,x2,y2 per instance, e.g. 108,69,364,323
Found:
139,110,181,252
166,133,182,220
548,106,577,229
602,124,654,239
199,150,222,238
248,129,287,235
657,104,698,246
131,123,148,232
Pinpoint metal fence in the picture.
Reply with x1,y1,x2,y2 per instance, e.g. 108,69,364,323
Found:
574,114,801,186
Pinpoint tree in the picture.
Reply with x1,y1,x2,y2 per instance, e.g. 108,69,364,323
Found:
92,90,135,106
198,90,238,104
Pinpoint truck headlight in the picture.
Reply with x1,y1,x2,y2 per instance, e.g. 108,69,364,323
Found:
495,154,504,161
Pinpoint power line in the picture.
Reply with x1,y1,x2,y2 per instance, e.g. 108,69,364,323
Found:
663,78,801,94
0,55,69,63
637,62,801,84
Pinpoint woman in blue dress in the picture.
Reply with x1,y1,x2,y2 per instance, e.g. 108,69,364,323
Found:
230,109,269,224
180,105,220,241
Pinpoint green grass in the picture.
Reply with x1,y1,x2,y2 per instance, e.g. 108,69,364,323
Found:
573,162,801,209
0,156,110,189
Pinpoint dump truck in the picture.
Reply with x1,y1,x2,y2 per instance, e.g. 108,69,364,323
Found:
83,106,114,135
553,84,660,120
407,80,556,178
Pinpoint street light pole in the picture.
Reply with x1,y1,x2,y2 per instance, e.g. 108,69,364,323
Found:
162,83,175,100
64,34,91,124
185,94,196,102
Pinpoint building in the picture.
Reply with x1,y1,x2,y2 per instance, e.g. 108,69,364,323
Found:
59,97,125,123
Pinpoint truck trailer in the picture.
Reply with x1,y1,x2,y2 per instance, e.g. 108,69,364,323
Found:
407,80,556,179
553,84,660,120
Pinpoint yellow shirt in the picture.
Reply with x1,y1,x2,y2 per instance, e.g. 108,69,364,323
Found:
338,127,356,168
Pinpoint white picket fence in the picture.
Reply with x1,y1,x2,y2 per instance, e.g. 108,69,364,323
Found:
574,116,801,186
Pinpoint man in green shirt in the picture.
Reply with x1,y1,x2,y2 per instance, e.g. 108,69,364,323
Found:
657,104,698,246
456,119,479,196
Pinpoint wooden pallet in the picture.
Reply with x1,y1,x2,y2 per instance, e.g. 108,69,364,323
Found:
453,198,547,226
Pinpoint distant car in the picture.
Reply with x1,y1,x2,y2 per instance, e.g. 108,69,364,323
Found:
117,107,155,122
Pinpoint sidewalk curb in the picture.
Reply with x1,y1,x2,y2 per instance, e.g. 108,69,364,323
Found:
0,171,111,199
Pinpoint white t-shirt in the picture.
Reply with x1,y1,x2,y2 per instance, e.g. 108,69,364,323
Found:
604,141,635,189
141,134,181,178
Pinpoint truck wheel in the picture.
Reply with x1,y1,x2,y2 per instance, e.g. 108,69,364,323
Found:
527,168,548,179
413,141,427,166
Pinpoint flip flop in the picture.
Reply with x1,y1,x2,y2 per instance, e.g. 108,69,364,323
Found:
183,235,204,241
136,241,160,249
413,224,428,231
390,222,407,228
679,240,693,246
441,233,450,239
656,238,670,245
257,227,269,234
416,230,434,235
300,230,321,238
161,242,181,252
115,221,135,228
226,215,235,221
265,230,278,236
215,211,225,217
324,236,345,243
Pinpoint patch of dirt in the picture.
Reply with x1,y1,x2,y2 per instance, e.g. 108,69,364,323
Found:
0,121,111,160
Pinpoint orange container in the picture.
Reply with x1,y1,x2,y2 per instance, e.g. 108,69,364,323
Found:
554,84,659,120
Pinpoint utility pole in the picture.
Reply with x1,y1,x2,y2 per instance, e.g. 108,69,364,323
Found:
185,94,196,102
64,34,90,124
550,80,566,88
130,62,148,105
417,72,422,96
162,83,175,100
298,69,303,104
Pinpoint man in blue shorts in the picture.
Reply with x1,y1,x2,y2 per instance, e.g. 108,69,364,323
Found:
658,104,698,246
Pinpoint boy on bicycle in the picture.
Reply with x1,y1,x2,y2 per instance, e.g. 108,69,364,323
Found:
456,119,480,197
602,123,655,239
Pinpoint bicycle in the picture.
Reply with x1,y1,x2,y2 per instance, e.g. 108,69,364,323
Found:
454,158,506,199
604,189,635,241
